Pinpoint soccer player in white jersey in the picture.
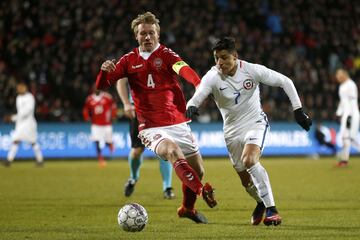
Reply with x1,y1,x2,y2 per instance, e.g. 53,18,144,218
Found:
3,82,44,167
335,68,360,167
186,37,312,226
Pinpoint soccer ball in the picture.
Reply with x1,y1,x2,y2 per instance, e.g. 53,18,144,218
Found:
117,203,148,232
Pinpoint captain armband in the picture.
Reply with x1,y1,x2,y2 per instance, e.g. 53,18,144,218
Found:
172,61,189,74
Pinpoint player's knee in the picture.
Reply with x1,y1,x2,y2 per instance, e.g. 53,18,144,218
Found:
242,153,258,169
157,142,180,161
165,146,182,160
131,147,144,158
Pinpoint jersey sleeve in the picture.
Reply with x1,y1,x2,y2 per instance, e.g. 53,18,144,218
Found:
108,57,128,84
186,71,214,108
163,47,182,66
96,56,128,89
82,97,90,121
178,65,201,87
244,62,302,110
111,99,117,119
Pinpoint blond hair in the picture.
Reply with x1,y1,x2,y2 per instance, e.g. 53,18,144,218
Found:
131,12,160,35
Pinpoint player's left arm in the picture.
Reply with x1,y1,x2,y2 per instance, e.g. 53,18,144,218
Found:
172,61,201,88
247,62,312,131
82,99,90,122
110,99,117,121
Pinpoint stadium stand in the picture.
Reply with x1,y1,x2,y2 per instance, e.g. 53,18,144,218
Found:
1,0,359,122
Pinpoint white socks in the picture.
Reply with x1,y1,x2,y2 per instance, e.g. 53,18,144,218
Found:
32,143,44,163
7,143,43,163
7,144,19,162
245,181,262,203
247,162,275,207
339,138,351,162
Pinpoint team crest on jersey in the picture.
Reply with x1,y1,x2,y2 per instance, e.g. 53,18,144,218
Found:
153,58,163,68
243,79,254,90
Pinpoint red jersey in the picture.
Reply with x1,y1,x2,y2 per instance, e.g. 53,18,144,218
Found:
83,92,116,126
98,44,195,130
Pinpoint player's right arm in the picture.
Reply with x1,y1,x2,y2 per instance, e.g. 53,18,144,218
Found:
96,58,126,90
186,71,214,119
116,78,135,119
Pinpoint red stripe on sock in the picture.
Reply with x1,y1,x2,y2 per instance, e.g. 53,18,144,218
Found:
173,159,202,195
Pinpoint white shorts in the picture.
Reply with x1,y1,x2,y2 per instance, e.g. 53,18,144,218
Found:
12,121,37,143
138,122,199,157
340,114,360,141
91,124,113,143
225,121,269,172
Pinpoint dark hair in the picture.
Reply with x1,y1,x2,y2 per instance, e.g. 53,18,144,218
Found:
212,37,236,52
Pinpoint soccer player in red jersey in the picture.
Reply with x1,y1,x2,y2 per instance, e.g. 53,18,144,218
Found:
83,89,117,167
96,12,216,223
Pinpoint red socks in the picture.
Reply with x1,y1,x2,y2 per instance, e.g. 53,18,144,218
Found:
173,159,203,195
182,183,197,210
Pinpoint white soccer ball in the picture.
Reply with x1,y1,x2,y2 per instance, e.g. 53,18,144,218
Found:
117,203,148,232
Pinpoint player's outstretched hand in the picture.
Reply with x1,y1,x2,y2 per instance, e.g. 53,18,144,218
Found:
101,59,116,72
186,106,199,119
294,108,312,131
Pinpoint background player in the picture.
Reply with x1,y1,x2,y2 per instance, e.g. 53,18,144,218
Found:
82,88,117,167
335,68,360,167
3,82,44,167
116,79,175,199
186,37,311,226
96,12,216,224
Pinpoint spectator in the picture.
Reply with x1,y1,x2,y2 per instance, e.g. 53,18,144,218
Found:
0,0,359,123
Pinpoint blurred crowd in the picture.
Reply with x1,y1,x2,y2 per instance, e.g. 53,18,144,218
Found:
1,0,360,123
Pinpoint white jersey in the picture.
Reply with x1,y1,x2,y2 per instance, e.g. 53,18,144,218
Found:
187,60,302,137
336,78,359,138
11,92,37,142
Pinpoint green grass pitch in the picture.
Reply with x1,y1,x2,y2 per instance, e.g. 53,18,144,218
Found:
1,157,360,240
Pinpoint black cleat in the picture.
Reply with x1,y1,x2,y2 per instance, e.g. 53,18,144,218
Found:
2,160,11,167
124,179,136,197
163,187,175,199
35,161,44,167
177,206,208,224
251,202,266,225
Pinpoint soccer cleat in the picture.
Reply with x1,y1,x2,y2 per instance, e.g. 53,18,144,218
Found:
251,202,266,225
124,178,136,197
336,160,348,167
98,160,107,168
263,207,282,226
35,161,44,168
202,182,217,208
2,160,11,167
163,187,175,199
177,206,208,224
